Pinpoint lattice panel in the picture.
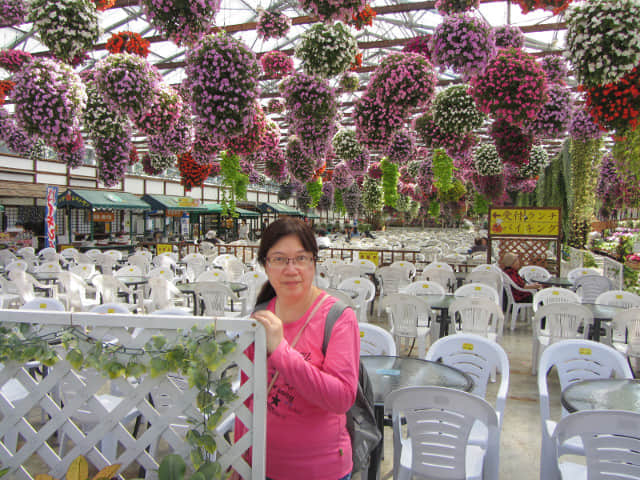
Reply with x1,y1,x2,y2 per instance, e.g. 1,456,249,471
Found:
491,238,559,275
0,311,267,480
603,257,624,289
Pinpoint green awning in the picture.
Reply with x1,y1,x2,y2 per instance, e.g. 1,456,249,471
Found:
258,202,303,216
57,189,150,210
0,204,4,212
236,207,259,218
141,194,209,213
305,212,320,219
203,203,223,214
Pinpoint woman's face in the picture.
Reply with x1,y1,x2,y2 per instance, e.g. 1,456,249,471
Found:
264,234,316,302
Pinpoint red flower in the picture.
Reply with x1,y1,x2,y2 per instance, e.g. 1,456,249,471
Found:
179,151,213,191
93,0,116,11
106,31,150,58
585,64,640,132
0,80,15,106
349,4,376,30
514,0,572,15
350,52,363,71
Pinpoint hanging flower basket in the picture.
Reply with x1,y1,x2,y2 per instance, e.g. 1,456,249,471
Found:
143,152,176,175
339,72,359,92
184,32,261,143
514,0,572,15
0,107,34,156
95,53,161,120
414,111,468,151
94,133,131,187
430,13,496,79
473,143,503,176
494,25,524,49
256,9,291,40
349,4,376,30
134,83,183,136
354,95,405,149
0,80,14,106
191,131,220,165
403,36,431,60
346,149,370,174
0,49,31,72
266,98,284,115
140,0,221,45
1,0,27,26
368,161,383,180
28,0,101,64
566,0,640,87
570,107,604,142
106,31,150,57
179,151,212,191
295,22,358,78
582,65,640,133
470,47,548,127
526,83,573,139
129,146,139,166
286,136,315,183
298,0,368,23
384,130,417,166
12,58,86,167
432,84,486,134
92,0,115,11
435,0,479,15
332,129,363,160
318,181,334,210
540,55,568,84
473,171,505,202
148,112,194,157
264,144,288,183
225,103,267,156
342,184,361,218
489,118,534,165
332,161,355,190
518,145,549,178
280,72,338,160
260,51,294,80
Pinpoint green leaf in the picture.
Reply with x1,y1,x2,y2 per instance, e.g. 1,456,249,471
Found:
66,349,84,370
150,357,169,378
188,473,206,480
190,449,204,471
106,361,126,379
158,454,186,480
125,361,146,378
197,462,221,480
196,390,215,413
152,335,167,350
66,456,88,480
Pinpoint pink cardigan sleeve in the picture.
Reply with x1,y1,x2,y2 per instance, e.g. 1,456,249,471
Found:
269,306,360,414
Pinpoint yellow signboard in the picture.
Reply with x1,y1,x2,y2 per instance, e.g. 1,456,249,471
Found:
489,208,560,237
156,243,173,255
359,251,380,266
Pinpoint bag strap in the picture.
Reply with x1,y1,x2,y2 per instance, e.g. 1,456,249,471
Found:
322,299,349,356
267,292,328,394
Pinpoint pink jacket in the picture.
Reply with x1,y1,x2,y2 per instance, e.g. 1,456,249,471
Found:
236,292,360,479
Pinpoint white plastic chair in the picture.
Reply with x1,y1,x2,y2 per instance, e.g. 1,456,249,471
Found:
104,249,124,261
382,293,431,357
56,271,100,311
239,270,268,314
35,261,62,274
426,333,509,444
454,283,500,306
422,261,454,273
89,303,130,314
126,254,151,275
567,267,600,284
143,277,188,314
197,269,230,283
114,264,143,278
148,266,176,283
519,265,551,283
390,260,416,282
351,258,377,276
538,339,633,480
193,281,244,317
610,308,640,360
419,267,456,292
384,386,499,480
358,323,396,356
37,247,59,263
573,274,612,303
20,297,66,311
501,271,534,331
533,287,580,311
331,264,363,288
91,274,134,305
70,263,96,281
323,287,357,309
552,410,640,480
449,296,505,342
471,263,502,274
5,260,29,274
532,303,594,375
375,265,411,316
8,270,54,304
465,269,503,306
337,276,375,323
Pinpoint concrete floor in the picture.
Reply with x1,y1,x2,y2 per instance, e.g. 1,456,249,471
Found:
364,308,565,480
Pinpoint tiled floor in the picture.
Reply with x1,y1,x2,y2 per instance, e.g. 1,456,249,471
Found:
363,307,562,480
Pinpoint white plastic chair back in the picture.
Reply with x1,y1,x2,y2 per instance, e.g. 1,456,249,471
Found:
0,249,17,267
465,270,503,302
145,277,184,312
153,254,177,270
351,258,377,275
91,274,131,304
454,283,500,305
114,265,143,278
611,308,640,358
126,254,151,275
38,247,58,263
57,271,98,311
90,303,130,314
182,253,206,264
104,249,124,261
449,296,504,341
552,410,640,480
331,264,362,288
359,323,396,356
70,263,96,281
390,260,416,281
193,281,239,316
596,290,640,309
184,258,207,283
7,270,40,303
419,268,456,292
519,265,551,282
16,247,35,259
426,333,509,425
5,260,28,273
534,303,593,343
240,270,268,312
567,267,600,284
148,266,175,282
533,287,580,311
382,293,431,357
471,263,501,274
35,261,62,273
20,297,65,311
401,280,445,300
337,276,376,323
197,269,229,283
422,261,454,273
384,386,499,480
573,274,612,303
60,248,79,263
94,253,117,274
85,249,102,260
323,288,356,309
375,265,411,315
537,339,633,479
220,257,246,283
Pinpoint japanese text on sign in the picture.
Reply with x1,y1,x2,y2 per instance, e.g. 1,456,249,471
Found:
489,208,560,236
359,251,379,266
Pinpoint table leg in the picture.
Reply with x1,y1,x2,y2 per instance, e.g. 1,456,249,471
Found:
438,310,450,338
592,318,601,342
368,405,384,480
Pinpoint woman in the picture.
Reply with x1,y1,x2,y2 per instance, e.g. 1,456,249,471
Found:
500,252,542,302
235,216,360,480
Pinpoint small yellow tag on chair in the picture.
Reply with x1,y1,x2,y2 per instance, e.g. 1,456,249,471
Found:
355,280,360,284
39,303,46,309
616,294,623,299
437,265,442,268
579,348,591,355
108,308,115,313
422,284,429,288
462,343,474,351
552,291,559,295
582,270,588,274
474,286,482,291
360,331,365,337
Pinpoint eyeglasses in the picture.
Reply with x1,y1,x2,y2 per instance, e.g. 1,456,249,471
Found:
266,254,315,268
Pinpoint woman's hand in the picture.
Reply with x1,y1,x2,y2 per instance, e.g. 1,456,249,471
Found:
252,309,284,354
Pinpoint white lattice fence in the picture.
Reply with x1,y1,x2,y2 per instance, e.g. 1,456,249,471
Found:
603,256,624,290
0,310,267,480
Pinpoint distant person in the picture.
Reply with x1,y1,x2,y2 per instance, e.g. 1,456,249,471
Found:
238,220,250,241
500,252,542,302
205,229,223,244
316,230,331,249
469,237,488,254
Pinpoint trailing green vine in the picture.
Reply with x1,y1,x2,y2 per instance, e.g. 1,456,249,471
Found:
333,188,346,216
0,323,237,478
428,200,440,218
432,148,454,193
220,151,249,218
380,157,398,208
569,137,603,248
306,178,322,209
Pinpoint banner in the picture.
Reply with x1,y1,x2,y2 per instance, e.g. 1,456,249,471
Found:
489,207,560,237
45,185,58,249
359,250,380,266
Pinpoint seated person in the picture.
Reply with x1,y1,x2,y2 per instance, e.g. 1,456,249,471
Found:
469,237,488,253
315,229,331,249
500,252,542,302
205,229,223,244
